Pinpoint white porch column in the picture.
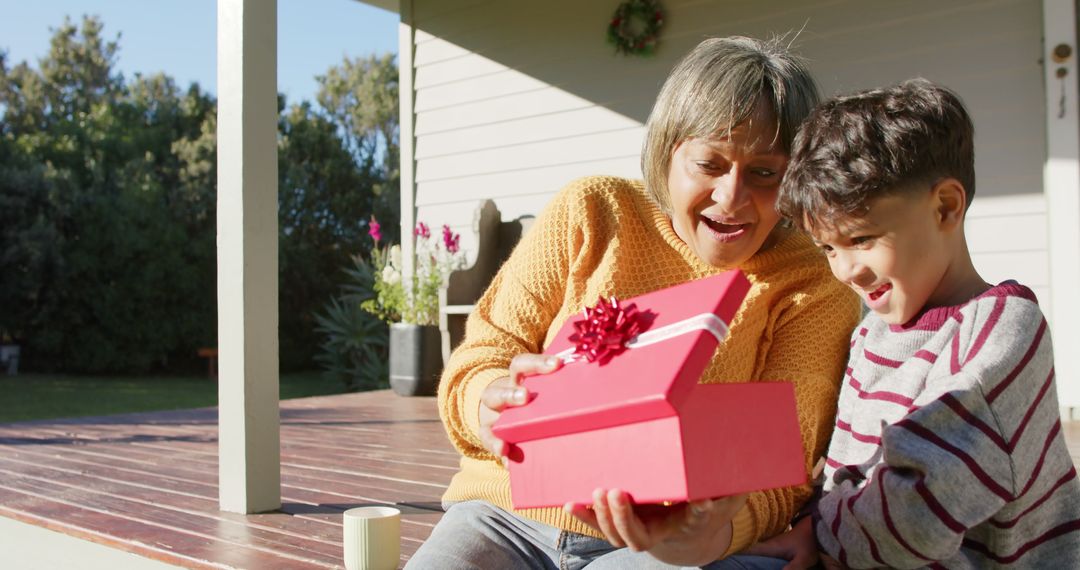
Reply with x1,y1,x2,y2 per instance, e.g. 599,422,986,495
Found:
216,0,281,513
398,0,417,278
1044,0,1080,413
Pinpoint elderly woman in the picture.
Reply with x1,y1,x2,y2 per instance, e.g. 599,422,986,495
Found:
406,36,860,569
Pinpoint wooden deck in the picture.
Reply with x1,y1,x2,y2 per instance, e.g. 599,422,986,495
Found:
0,390,1078,570
0,390,455,569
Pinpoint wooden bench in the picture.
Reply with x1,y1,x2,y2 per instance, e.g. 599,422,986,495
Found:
439,200,532,363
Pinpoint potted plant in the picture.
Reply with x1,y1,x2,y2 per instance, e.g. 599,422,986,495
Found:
362,219,465,396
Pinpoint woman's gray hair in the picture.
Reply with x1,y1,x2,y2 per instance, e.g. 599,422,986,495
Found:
641,35,820,212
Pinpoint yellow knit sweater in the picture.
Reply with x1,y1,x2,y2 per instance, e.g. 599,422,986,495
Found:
437,176,861,554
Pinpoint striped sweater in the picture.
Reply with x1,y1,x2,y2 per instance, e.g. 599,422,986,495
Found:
815,281,1080,568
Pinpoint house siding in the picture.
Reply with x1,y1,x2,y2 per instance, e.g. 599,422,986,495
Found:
402,0,1065,402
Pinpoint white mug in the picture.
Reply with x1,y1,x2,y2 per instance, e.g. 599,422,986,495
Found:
343,506,401,570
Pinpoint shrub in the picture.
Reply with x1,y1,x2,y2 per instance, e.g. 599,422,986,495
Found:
314,256,389,390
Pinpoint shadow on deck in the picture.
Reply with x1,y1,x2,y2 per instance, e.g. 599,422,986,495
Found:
0,389,454,569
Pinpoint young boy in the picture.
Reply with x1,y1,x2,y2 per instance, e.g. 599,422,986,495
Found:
758,79,1080,568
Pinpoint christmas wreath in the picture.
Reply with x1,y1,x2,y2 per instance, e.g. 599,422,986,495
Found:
607,0,665,57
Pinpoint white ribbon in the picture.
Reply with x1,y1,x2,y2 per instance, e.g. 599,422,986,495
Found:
555,313,730,364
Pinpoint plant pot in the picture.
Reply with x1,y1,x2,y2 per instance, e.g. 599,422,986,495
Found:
389,323,443,397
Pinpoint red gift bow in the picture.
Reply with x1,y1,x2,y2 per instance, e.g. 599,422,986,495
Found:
567,296,648,364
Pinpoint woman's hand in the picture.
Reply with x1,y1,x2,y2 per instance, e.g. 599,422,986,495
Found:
743,516,819,570
477,353,561,461
566,489,748,566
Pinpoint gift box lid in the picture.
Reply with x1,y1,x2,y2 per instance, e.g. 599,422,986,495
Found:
492,271,750,443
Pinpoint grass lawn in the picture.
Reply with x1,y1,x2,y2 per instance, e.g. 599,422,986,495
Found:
0,371,351,424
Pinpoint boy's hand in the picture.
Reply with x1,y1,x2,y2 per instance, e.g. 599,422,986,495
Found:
819,553,845,570
566,489,748,566
477,354,561,461
743,517,819,569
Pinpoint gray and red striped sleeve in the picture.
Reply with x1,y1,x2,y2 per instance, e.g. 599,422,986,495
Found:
815,292,1079,567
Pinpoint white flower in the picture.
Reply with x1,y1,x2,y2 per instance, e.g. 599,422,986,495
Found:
389,245,402,270
381,265,401,286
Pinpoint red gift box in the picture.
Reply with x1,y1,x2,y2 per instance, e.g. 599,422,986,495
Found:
491,271,807,509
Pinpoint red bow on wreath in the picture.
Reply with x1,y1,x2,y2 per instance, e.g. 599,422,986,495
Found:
568,296,650,364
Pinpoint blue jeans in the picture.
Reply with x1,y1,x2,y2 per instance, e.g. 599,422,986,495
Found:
405,500,788,569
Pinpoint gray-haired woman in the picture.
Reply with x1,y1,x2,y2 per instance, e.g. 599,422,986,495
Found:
407,36,860,569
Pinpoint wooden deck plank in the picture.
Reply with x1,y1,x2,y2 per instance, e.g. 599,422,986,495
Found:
2,445,448,511
0,458,359,547
0,475,345,565
0,487,327,570
0,454,440,560
2,389,1076,569
0,451,444,542
0,390,453,568
3,429,455,492
1,419,452,454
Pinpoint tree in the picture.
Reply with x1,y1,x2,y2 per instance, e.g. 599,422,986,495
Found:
308,55,401,385
0,16,400,375
316,54,400,244
0,132,59,345
0,16,217,372
277,100,381,370
280,55,402,373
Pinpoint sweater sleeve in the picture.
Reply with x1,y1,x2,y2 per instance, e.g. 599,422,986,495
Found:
437,182,581,459
814,295,1055,568
731,277,862,553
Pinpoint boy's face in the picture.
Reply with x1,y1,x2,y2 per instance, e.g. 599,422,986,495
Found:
810,191,951,325
667,107,789,269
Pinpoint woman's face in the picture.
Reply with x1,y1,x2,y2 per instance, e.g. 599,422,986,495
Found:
667,110,788,268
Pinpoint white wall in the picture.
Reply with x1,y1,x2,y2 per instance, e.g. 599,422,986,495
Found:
967,194,1050,316
402,0,1069,404
405,0,1047,269
407,0,659,262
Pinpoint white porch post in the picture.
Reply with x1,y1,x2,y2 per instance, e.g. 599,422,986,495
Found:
216,0,281,512
1044,0,1080,414
399,0,417,278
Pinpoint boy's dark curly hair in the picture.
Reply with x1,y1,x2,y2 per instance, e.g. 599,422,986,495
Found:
777,78,975,231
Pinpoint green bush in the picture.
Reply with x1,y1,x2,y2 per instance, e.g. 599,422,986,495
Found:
1,22,219,372
1,17,398,374
314,256,389,390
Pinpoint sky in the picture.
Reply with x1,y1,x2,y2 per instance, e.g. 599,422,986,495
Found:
0,0,400,106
